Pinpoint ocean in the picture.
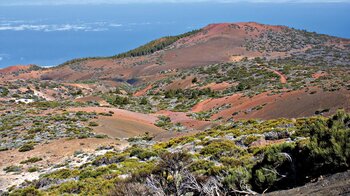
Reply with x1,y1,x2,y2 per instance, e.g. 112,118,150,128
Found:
0,2,350,68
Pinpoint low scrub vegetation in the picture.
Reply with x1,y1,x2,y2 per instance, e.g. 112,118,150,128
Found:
6,110,350,195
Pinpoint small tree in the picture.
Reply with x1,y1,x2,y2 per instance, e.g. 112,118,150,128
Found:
191,77,198,84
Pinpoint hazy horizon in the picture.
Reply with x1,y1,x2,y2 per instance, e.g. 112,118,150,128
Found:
1,2,350,68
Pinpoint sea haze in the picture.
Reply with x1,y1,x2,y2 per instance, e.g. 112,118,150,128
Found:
0,2,350,68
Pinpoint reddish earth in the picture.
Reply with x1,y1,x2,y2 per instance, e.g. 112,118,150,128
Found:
193,88,350,120
134,84,153,96
165,76,195,91
0,138,123,168
68,107,164,138
0,65,30,74
152,110,214,141
192,93,242,112
267,68,287,84
74,96,110,106
312,71,328,79
199,82,233,91
63,83,94,90
0,22,329,83
155,110,214,130
0,138,125,191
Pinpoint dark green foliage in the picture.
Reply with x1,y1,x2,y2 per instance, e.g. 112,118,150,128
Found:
20,157,42,164
297,110,350,178
28,167,40,173
164,88,215,99
191,77,198,83
130,147,157,161
113,95,130,105
88,121,99,127
18,143,35,152
115,30,200,58
9,186,43,196
0,147,9,151
154,115,172,128
140,97,148,105
92,152,127,166
0,87,9,96
251,143,296,192
127,132,154,142
189,160,215,174
43,168,79,179
3,165,22,173
200,140,244,160
251,110,350,192
8,111,350,195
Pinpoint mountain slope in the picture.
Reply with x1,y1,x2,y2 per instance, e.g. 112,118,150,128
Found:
2,22,349,84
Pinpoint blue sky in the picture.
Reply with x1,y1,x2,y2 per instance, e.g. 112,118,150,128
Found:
1,0,349,6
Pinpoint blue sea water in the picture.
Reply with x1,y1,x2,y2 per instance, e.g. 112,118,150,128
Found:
0,3,350,68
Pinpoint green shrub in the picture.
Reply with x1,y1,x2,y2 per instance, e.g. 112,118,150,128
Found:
189,160,215,174
28,167,40,173
200,140,244,160
88,121,99,127
4,165,22,173
44,168,80,179
20,157,42,164
93,152,127,166
9,186,43,196
18,143,35,152
130,148,157,160
224,167,252,192
0,147,8,151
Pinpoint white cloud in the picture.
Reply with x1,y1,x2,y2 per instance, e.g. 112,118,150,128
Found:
0,22,123,32
0,0,349,6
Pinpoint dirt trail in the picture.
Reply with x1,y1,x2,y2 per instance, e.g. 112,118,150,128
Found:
33,89,55,101
134,84,153,96
267,68,287,84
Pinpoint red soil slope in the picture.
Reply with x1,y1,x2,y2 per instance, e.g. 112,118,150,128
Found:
192,88,350,120
1,22,330,83
0,65,30,74
68,107,164,138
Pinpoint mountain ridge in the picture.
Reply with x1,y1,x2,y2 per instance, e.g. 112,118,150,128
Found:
1,22,349,84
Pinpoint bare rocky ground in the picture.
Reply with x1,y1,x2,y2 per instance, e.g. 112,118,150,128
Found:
267,170,350,196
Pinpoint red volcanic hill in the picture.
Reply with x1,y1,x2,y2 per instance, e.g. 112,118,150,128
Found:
0,65,31,74
1,22,349,84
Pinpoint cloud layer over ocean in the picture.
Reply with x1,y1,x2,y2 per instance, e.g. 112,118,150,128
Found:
1,0,349,6
0,20,125,32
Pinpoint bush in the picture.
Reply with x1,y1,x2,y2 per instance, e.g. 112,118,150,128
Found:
9,186,43,196
140,97,148,105
28,167,40,173
88,121,99,127
224,166,252,192
18,143,35,152
0,147,8,151
44,168,80,179
130,148,157,160
93,152,127,166
20,157,43,164
200,140,244,160
4,165,22,173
